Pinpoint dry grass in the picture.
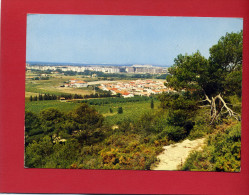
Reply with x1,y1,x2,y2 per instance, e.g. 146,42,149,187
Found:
25,91,40,98
52,86,93,95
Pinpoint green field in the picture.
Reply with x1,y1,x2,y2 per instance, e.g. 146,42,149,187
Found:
25,99,160,125
95,100,160,125
25,74,95,97
25,100,79,113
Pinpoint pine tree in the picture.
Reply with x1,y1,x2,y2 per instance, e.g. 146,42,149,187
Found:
118,107,123,114
151,99,154,109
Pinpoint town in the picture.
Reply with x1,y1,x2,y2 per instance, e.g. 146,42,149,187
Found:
98,79,175,97
26,63,168,74
63,78,175,98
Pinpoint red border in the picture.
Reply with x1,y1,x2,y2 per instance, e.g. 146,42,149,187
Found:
1,0,249,194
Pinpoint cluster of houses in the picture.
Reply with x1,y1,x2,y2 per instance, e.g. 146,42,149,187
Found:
63,79,88,88
98,80,175,98
61,79,176,98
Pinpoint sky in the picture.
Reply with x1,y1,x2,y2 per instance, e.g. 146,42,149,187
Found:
26,14,243,66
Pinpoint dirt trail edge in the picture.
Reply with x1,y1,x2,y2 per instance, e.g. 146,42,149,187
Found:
152,138,205,170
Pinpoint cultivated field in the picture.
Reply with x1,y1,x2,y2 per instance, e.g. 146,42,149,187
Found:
25,99,160,126
25,74,96,97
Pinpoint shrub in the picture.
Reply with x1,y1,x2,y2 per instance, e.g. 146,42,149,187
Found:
182,122,241,172
118,107,123,114
164,125,187,142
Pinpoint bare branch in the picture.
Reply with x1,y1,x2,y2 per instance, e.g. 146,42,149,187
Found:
204,94,212,104
216,94,241,121
201,93,241,124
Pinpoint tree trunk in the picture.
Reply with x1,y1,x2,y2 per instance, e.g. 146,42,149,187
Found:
204,94,241,124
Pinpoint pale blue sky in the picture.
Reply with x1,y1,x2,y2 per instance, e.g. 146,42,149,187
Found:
26,14,243,66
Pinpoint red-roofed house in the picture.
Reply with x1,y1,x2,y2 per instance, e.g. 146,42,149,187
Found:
73,80,88,88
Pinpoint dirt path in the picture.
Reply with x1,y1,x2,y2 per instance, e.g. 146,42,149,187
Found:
152,138,205,170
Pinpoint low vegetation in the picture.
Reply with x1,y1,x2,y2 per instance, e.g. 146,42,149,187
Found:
182,122,241,172
25,103,165,169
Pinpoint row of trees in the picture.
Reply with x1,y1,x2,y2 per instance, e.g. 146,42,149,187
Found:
80,96,152,106
29,91,117,102
30,94,58,101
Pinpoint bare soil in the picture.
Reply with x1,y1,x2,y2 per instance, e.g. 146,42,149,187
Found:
152,138,205,170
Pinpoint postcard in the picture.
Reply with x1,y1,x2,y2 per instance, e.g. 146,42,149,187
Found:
24,14,243,172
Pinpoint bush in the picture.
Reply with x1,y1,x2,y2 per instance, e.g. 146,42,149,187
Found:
166,109,188,126
182,122,241,172
118,107,123,114
164,125,187,142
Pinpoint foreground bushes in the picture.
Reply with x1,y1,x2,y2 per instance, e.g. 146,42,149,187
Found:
182,122,241,172
25,94,241,171
25,103,166,170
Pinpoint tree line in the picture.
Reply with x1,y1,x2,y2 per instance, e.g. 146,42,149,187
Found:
80,96,152,106
29,91,117,102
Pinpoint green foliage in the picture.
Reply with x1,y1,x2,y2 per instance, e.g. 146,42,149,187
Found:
81,96,151,106
166,51,208,92
182,122,241,172
25,136,54,168
39,108,65,134
40,108,64,121
99,133,162,170
25,100,78,114
69,103,103,127
49,139,81,168
209,31,243,71
25,99,168,170
151,99,154,109
158,92,197,139
185,108,212,140
134,112,157,134
167,31,242,98
164,31,242,126
224,70,242,97
25,103,110,168
207,31,243,97
163,125,186,142
25,98,161,126
159,92,198,113
167,110,188,126
118,107,123,114
25,111,42,136
156,74,169,79
187,125,210,140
